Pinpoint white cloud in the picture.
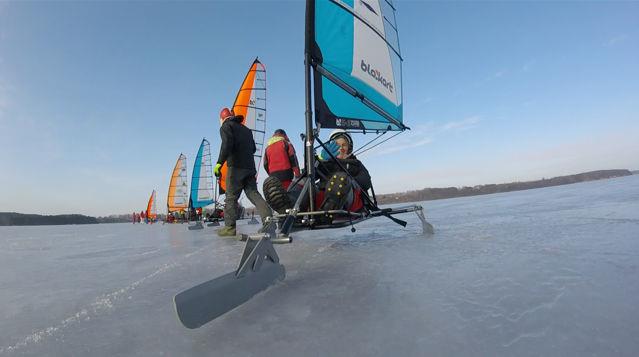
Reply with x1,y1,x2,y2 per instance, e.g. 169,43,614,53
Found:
522,59,536,72
358,115,482,159
441,116,481,132
372,137,433,156
373,129,639,193
357,123,435,158
606,34,628,47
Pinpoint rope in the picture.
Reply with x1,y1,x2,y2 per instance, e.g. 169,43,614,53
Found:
355,131,403,156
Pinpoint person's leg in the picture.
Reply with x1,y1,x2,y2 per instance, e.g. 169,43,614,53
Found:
242,170,273,223
220,167,241,235
263,175,292,214
320,171,353,211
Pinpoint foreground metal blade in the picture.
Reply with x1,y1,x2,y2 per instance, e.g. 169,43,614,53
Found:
415,208,434,235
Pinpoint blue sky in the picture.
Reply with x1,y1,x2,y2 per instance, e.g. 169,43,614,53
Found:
0,1,637,216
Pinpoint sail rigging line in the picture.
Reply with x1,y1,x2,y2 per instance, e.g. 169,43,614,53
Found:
351,131,388,156
353,130,403,156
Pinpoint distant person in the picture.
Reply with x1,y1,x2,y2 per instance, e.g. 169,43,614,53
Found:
214,107,272,237
263,129,300,189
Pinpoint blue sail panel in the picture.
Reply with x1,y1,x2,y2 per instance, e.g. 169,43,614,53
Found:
312,0,404,131
190,138,214,208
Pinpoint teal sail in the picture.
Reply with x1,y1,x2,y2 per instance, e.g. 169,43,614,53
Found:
310,0,404,131
190,138,214,208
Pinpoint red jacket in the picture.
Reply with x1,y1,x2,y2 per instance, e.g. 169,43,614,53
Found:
264,135,300,181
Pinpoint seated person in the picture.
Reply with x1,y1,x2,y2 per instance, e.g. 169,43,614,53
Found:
264,129,372,215
315,129,371,213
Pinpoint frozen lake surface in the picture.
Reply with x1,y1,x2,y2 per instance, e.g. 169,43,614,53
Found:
1,175,638,356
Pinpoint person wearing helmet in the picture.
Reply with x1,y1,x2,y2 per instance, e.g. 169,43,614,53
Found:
316,129,372,213
214,107,272,237
264,129,371,216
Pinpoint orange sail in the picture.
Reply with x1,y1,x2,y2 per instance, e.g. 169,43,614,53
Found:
167,154,188,213
146,190,157,220
219,58,267,193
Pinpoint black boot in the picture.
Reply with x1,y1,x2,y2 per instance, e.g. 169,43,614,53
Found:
263,176,292,214
321,172,352,212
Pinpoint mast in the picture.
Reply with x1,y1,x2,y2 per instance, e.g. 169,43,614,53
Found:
304,0,316,212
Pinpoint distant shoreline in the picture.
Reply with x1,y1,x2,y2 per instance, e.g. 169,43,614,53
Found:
0,213,99,227
1,169,634,226
376,169,633,205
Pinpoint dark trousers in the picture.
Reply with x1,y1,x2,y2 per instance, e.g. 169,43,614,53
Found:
224,167,272,227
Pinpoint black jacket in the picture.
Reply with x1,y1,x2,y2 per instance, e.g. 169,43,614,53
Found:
318,154,372,191
216,115,256,170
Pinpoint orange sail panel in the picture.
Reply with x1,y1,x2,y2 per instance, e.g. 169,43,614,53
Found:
219,58,267,192
146,190,157,219
167,154,188,213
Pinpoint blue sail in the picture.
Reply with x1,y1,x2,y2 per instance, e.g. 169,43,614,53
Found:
311,0,404,131
190,138,214,208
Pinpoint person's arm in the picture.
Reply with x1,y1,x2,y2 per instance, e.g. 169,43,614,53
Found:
287,142,301,176
263,147,270,174
216,123,233,165
350,160,372,191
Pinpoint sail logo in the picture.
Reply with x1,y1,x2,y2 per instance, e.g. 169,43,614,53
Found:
360,59,394,93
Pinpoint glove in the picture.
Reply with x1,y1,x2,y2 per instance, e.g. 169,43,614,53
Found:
214,163,222,177
319,141,340,160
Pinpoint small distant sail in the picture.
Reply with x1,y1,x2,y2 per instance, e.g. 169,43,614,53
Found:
168,153,188,213
219,58,267,193
146,190,157,220
190,138,215,208
310,0,405,131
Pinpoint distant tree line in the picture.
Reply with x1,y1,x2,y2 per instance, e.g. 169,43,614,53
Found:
96,214,138,224
0,212,98,226
376,169,633,205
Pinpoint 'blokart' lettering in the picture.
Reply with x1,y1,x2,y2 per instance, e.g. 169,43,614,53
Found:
360,59,394,94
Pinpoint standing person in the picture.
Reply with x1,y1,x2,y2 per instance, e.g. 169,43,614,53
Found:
263,129,300,189
214,108,272,237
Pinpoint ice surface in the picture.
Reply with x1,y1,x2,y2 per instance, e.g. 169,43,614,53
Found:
1,175,638,356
